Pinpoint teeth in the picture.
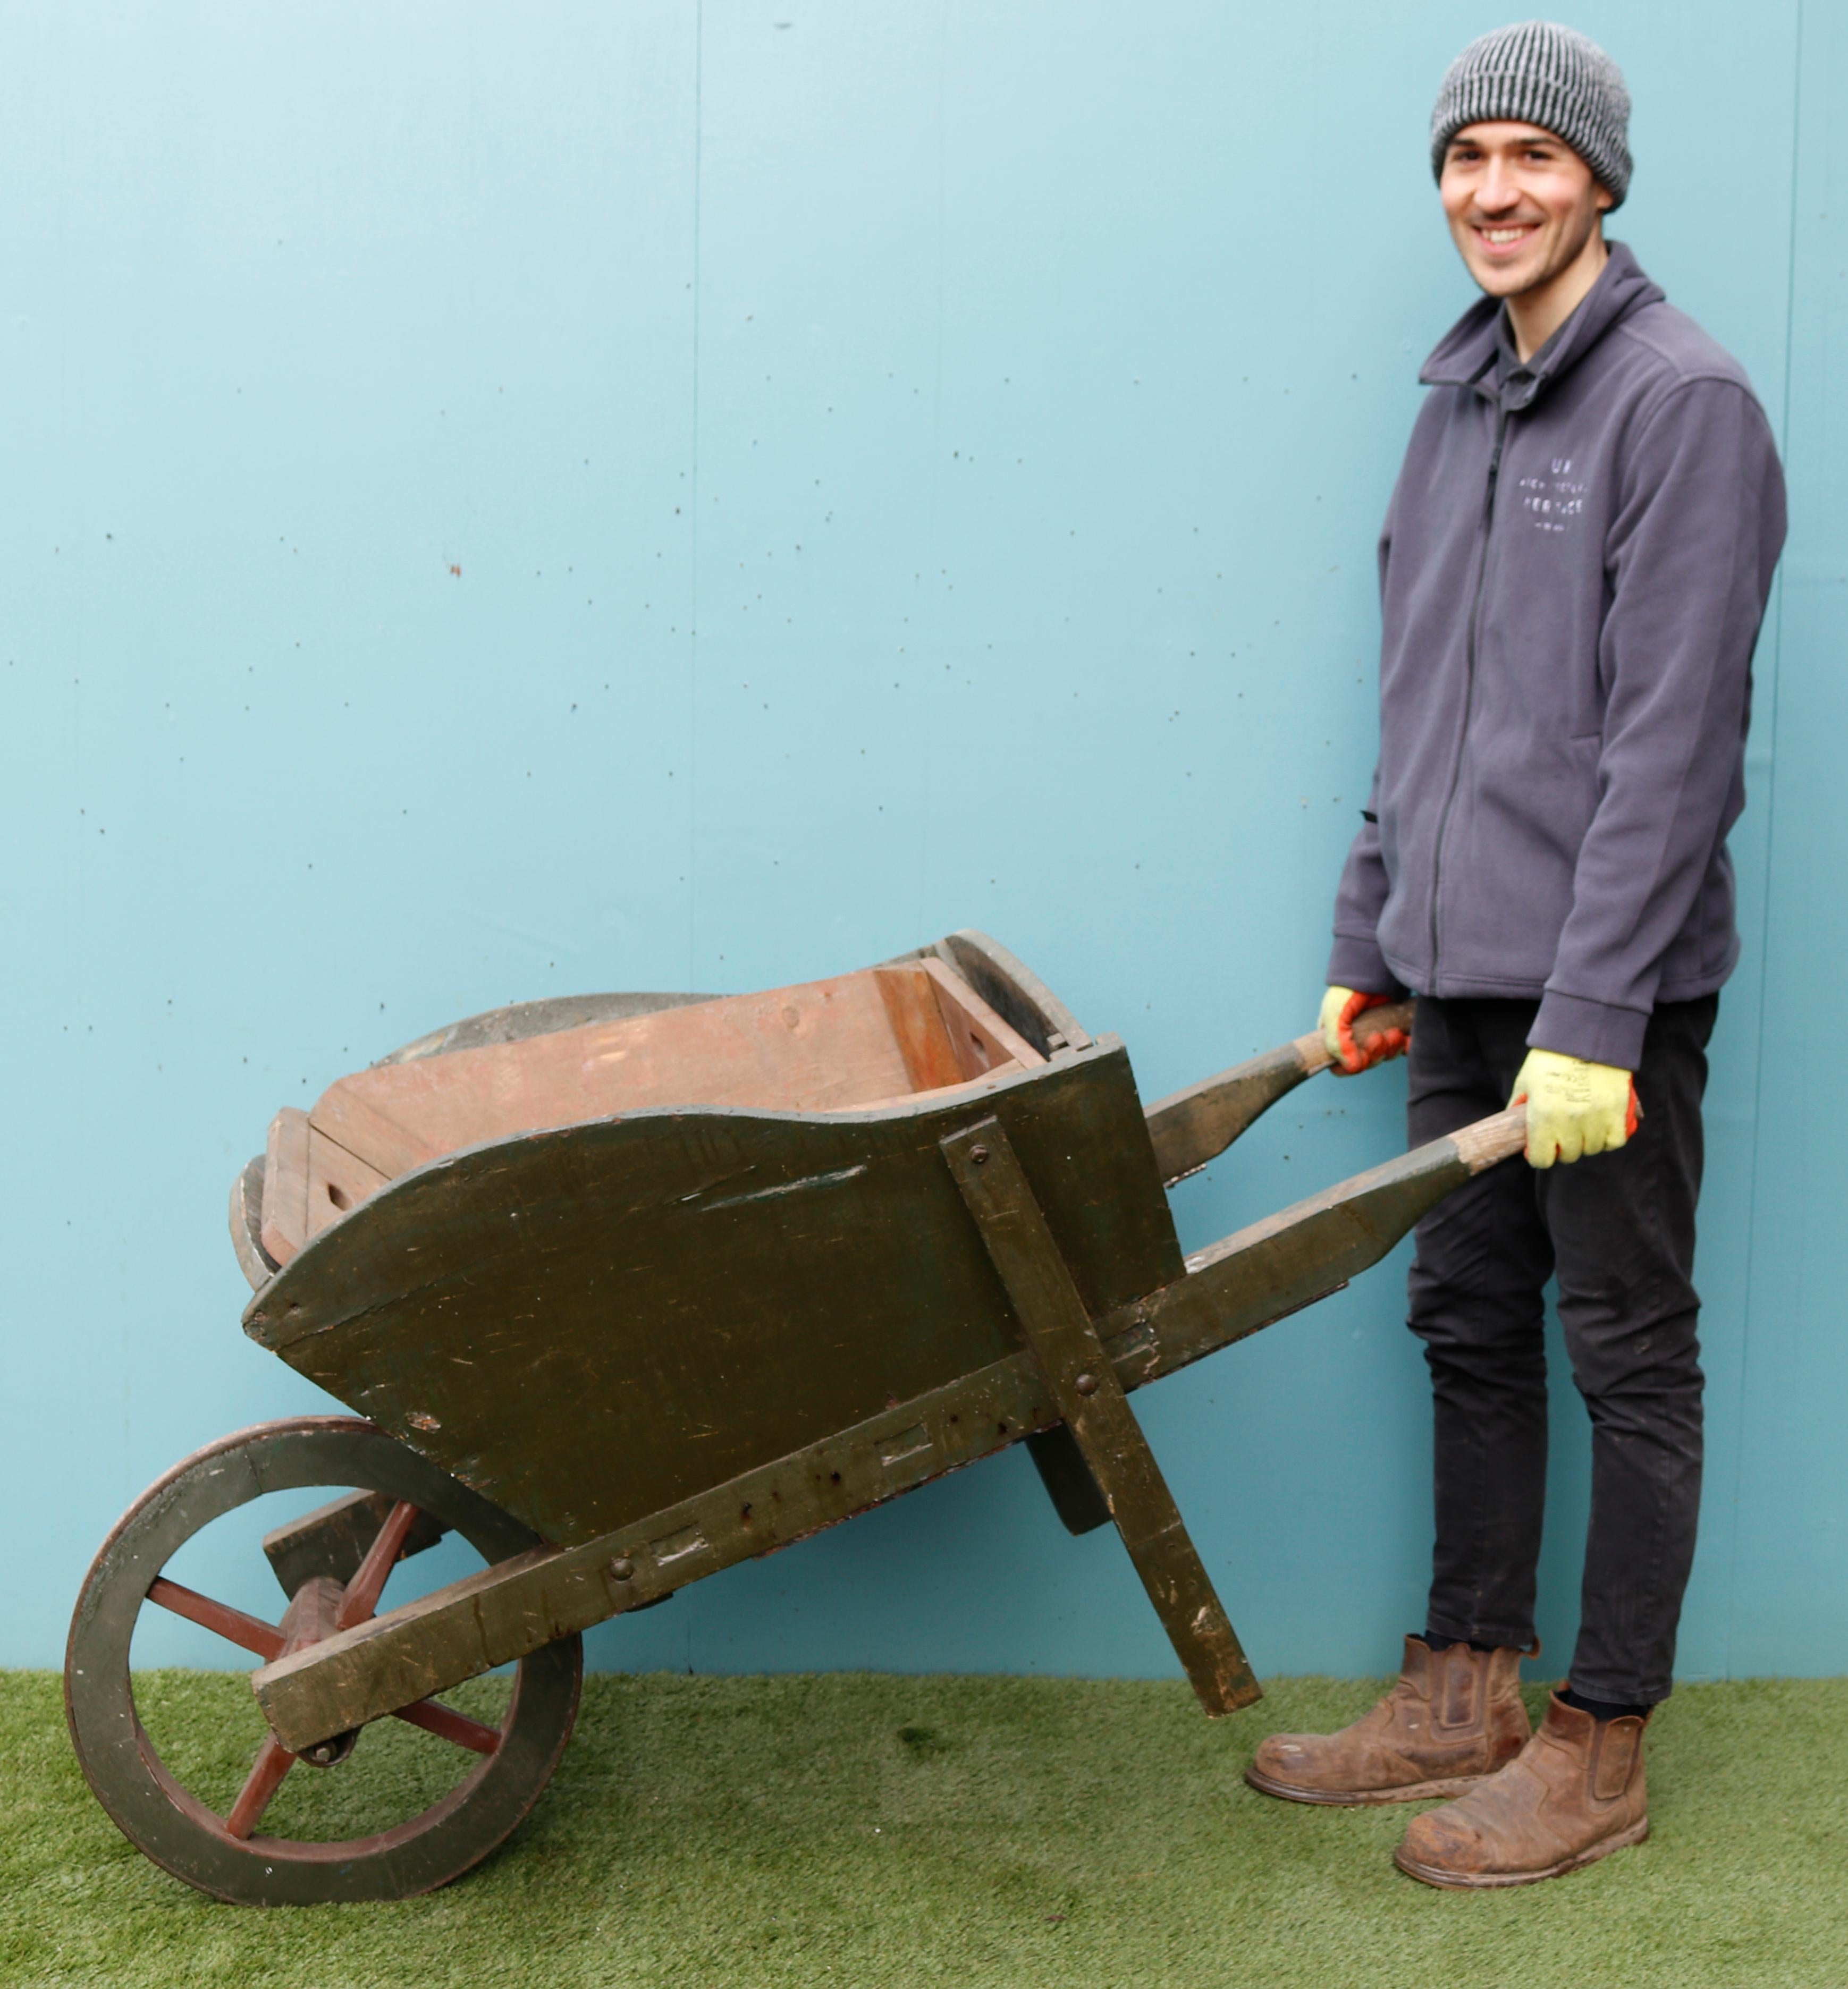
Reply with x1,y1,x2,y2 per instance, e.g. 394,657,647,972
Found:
1482,227,1531,243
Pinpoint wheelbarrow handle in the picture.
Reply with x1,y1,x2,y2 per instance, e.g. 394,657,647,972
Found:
1108,1101,1530,1384
1302,998,1416,1076
1145,999,1418,1188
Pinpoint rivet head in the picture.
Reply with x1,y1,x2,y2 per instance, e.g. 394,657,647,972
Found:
970,1144,990,1165
610,1557,636,1581
1074,1373,1098,1396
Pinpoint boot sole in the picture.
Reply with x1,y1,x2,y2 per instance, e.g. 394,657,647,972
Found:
1392,1817,1650,1889
1244,1765,1497,1807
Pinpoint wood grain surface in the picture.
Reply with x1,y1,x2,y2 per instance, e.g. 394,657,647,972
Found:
942,1119,1259,1715
243,1041,1183,1547
255,957,1050,1267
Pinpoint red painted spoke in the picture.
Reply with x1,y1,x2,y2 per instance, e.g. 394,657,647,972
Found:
146,1578,284,1662
391,1697,502,1755
335,1500,420,1630
224,1734,295,1839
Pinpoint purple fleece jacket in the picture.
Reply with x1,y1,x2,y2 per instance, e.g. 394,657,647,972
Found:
1328,242,1787,1070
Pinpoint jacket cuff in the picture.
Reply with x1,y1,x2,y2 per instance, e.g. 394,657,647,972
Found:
1327,935,1408,998
1530,990,1649,1070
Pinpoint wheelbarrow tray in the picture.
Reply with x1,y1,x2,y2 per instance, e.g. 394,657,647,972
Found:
241,1037,1181,1550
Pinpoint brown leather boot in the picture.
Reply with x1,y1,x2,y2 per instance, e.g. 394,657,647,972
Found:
1393,1691,1650,1888
1245,1636,1530,1805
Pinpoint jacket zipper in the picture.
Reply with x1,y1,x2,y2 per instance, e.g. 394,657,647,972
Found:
1427,402,1509,984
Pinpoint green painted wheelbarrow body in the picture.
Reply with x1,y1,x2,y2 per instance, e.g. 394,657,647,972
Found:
67,930,1523,1902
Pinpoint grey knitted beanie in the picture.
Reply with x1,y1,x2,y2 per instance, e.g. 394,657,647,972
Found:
1430,22,1632,206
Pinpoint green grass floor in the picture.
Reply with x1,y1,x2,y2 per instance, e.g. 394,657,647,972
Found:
4,1670,1845,1988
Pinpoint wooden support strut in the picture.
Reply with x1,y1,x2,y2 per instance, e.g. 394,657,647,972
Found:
249,1105,1526,1754
940,1118,1260,1716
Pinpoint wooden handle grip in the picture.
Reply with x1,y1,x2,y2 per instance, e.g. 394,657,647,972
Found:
1299,997,1417,1076
1353,999,1416,1047
1453,1104,1528,1174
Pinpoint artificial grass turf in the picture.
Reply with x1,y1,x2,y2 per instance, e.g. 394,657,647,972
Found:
3,1671,1844,1988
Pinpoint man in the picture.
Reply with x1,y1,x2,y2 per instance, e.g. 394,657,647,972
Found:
1244,23,1786,1888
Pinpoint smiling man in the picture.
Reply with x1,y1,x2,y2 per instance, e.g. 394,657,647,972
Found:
1245,25,1787,1887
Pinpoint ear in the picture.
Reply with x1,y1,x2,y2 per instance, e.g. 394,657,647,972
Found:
1594,182,1615,214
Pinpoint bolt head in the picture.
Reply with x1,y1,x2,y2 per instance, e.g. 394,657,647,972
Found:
970,1144,990,1165
610,1556,636,1581
1074,1373,1098,1396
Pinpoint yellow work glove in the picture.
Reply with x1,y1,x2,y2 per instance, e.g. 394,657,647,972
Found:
1319,986,1408,1076
1510,1049,1641,1169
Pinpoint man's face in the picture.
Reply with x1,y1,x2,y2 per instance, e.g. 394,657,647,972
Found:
1439,121,1613,299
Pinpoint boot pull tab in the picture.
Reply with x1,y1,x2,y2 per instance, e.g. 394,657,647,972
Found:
1591,1716,1646,1802
1439,1647,1478,1729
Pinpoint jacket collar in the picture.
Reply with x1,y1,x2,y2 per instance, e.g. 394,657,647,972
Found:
1417,240,1665,410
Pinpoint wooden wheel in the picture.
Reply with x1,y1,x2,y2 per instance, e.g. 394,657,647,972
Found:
65,1417,581,1904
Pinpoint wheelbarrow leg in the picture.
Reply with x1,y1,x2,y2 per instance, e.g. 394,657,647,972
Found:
1024,1426,1113,1536
942,1119,1262,1716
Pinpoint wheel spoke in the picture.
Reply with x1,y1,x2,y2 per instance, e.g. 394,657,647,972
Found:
69,1418,586,1903
392,1697,502,1756
223,1734,295,1840
335,1500,420,1630
146,1578,284,1662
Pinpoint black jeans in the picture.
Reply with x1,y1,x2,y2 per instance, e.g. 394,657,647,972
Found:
1405,993,1717,1705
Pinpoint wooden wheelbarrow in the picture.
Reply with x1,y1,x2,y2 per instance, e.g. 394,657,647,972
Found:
65,932,1525,1903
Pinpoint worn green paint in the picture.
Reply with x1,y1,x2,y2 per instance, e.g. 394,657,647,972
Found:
1144,1038,1322,1187
261,1489,449,1602
244,1039,1182,1548
254,1350,1070,1751
252,1115,1492,1753
942,1117,1259,1715
1138,1130,1479,1361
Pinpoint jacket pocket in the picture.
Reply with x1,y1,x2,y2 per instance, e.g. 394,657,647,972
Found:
1433,730,1600,982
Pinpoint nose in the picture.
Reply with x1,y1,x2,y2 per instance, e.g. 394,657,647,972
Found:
1475,157,1521,213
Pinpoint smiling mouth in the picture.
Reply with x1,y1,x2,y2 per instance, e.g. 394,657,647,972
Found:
1475,224,1539,249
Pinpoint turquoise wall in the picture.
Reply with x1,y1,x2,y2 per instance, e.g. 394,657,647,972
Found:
6,2,1842,1685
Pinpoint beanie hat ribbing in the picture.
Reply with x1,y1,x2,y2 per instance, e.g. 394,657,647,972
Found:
1430,21,1632,207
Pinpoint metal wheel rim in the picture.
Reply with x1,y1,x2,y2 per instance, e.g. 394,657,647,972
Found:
65,1416,581,1904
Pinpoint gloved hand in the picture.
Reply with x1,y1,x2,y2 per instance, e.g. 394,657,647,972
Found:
1319,986,1410,1076
1510,1048,1641,1168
